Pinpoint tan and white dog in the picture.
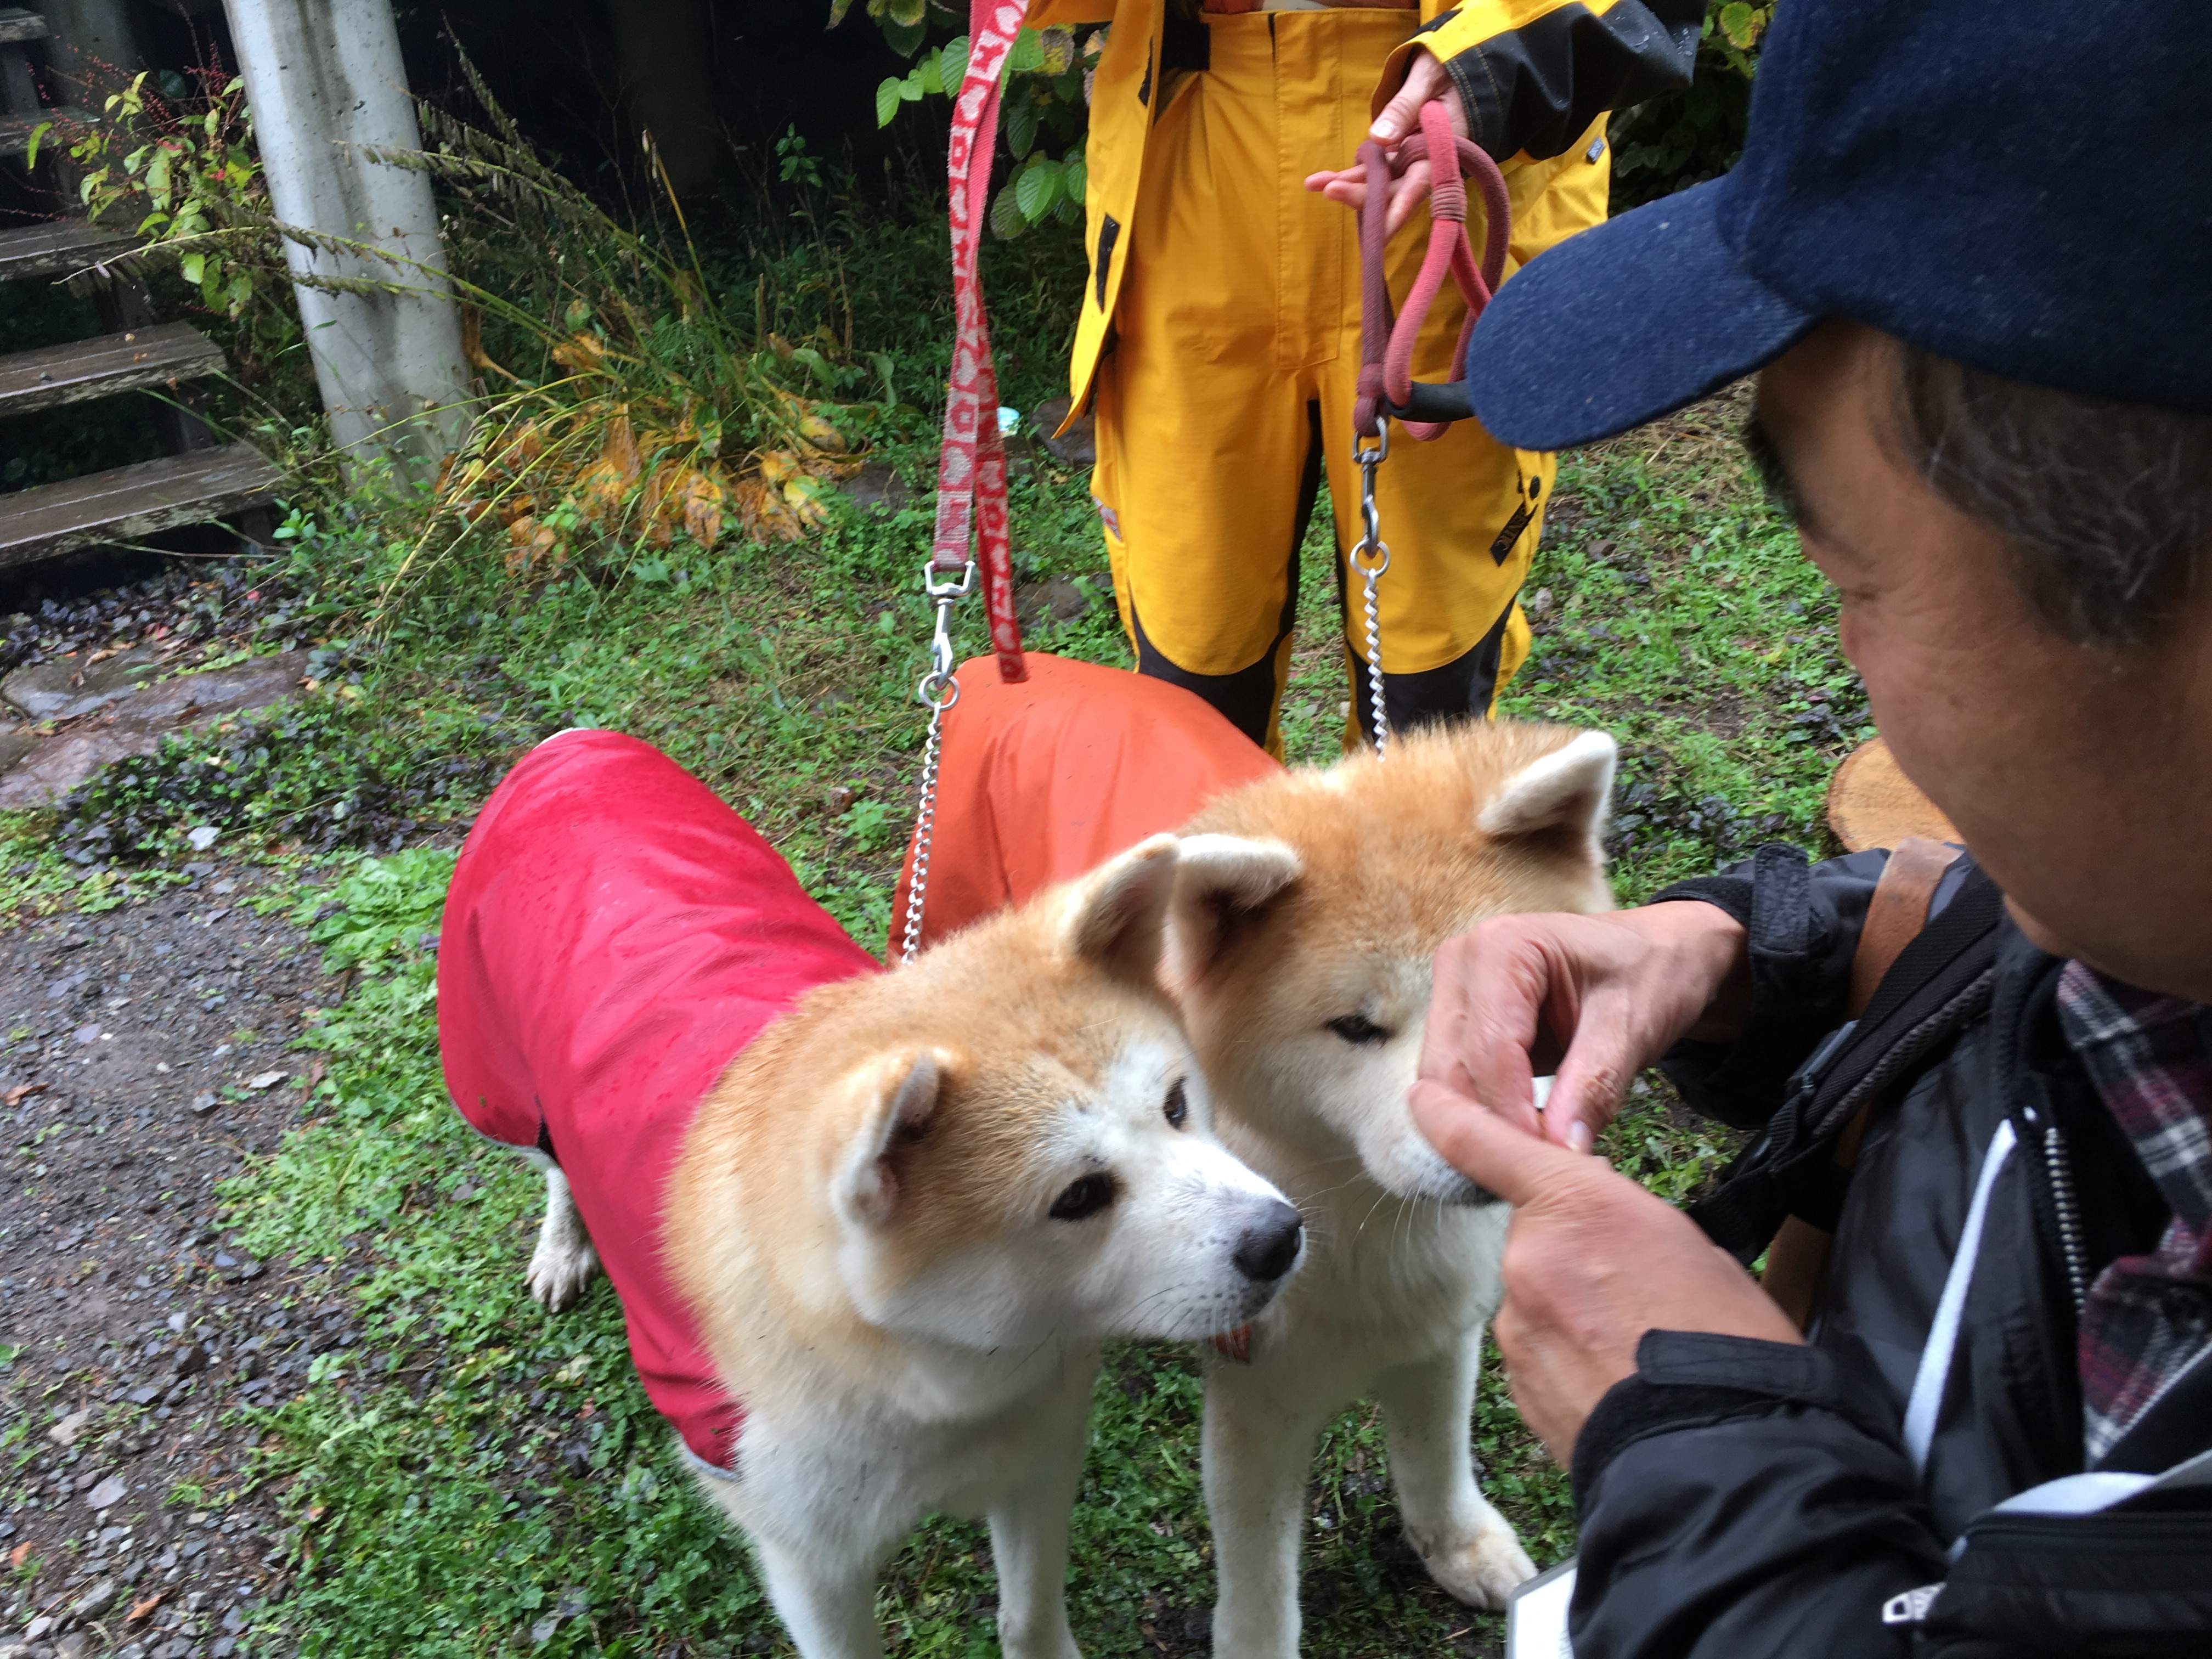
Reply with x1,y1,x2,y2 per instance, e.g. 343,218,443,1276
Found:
1168,723,1616,1657
663,842,1306,1659
441,732,1305,1659
895,662,1617,1656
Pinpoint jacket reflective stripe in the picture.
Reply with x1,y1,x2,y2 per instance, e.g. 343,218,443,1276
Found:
1904,1118,2017,1474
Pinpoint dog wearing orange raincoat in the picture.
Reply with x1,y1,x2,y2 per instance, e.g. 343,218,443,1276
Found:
899,653,1620,1655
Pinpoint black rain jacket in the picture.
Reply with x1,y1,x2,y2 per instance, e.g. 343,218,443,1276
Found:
1564,845,2212,1658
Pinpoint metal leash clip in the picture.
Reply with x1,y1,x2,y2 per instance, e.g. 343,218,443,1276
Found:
1348,419,1392,759
900,557,977,963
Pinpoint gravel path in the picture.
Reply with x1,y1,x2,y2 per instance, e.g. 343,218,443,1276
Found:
2,861,347,1659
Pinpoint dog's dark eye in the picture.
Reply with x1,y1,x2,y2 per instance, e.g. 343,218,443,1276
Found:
1327,1014,1392,1046
1164,1078,1189,1128
1048,1172,1118,1222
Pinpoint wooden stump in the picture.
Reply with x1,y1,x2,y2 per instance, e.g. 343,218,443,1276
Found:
1826,735,1961,853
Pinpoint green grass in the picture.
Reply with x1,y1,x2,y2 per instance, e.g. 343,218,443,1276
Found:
1501,390,1865,896
1,196,1871,1654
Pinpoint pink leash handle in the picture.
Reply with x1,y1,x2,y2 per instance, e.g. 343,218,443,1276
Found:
1352,98,1513,442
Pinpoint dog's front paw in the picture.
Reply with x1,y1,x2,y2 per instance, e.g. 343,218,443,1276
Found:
1417,1523,1537,1610
527,1235,601,1311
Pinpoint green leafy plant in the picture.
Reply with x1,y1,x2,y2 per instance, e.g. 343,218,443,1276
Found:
775,123,826,190
382,64,901,591
1712,1,1777,61
52,675,525,867
1610,1,1778,208
33,65,300,374
863,18,1093,239
291,846,459,976
831,0,933,58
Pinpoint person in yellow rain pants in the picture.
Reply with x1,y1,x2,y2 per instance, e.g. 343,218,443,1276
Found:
1030,0,1700,754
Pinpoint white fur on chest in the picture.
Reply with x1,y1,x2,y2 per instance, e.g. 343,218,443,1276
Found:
717,1341,1103,1545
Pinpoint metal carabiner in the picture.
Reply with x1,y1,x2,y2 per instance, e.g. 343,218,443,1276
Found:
915,559,977,708
1351,419,1391,562
902,557,977,963
1347,420,1391,757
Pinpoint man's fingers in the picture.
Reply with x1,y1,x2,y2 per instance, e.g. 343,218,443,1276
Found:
1441,930,1552,1133
1542,966,1679,1148
1468,1026,1542,1136
1410,1079,1592,1209
1417,933,1479,1091
1545,1028,1640,1151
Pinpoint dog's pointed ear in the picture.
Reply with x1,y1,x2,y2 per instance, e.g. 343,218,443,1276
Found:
1477,730,1617,847
831,1048,950,1229
1060,833,1181,983
1166,833,1302,988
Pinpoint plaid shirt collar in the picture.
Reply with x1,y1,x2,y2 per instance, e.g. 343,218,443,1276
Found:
2052,961,2212,1463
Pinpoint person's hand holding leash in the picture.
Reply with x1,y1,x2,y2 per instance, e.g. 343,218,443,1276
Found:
1302,50,1462,234
1410,1079,1802,1463
1419,902,1752,1152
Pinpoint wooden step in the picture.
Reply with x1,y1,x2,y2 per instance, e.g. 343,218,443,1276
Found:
0,445,281,568
0,322,226,416
0,220,140,283
0,8,50,43
0,108,88,159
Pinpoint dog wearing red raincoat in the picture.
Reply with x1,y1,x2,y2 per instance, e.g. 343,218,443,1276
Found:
437,726,1307,1658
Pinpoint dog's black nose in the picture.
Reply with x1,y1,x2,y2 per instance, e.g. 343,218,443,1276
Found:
1233,1200,1304,1283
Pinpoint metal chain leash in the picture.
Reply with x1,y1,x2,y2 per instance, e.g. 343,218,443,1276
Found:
1347,419,1392,758
900,558,975,963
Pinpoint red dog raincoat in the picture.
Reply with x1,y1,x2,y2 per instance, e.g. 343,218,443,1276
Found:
892,651,1280,948
439,730,878,1471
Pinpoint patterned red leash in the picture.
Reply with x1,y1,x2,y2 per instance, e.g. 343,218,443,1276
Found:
930,0,1030,685
902,0,1030,963
1342,99,1511,759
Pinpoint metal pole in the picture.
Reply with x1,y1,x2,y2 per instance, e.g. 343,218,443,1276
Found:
221,0,469,477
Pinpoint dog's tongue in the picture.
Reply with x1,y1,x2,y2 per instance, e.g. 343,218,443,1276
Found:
1207,1325,1253,1364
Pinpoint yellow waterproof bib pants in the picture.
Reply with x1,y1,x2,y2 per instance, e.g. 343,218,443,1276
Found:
1087,10,1608,755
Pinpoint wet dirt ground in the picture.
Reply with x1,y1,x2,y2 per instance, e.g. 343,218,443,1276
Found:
2,859,345,1659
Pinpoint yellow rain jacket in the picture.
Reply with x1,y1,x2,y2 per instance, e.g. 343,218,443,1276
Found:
1030,0,1699,754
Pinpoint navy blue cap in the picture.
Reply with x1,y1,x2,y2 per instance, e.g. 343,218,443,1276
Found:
1466,0,2212,452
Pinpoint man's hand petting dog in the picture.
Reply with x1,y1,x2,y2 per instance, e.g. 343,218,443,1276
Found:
1304,50,1463,235
1410,1081,1803,1465
1418,902,1752,1153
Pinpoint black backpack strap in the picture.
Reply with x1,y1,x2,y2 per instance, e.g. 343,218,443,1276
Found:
1691,868,2007,1262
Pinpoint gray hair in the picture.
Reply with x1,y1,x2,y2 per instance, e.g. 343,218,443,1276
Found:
1892,346,2212,648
